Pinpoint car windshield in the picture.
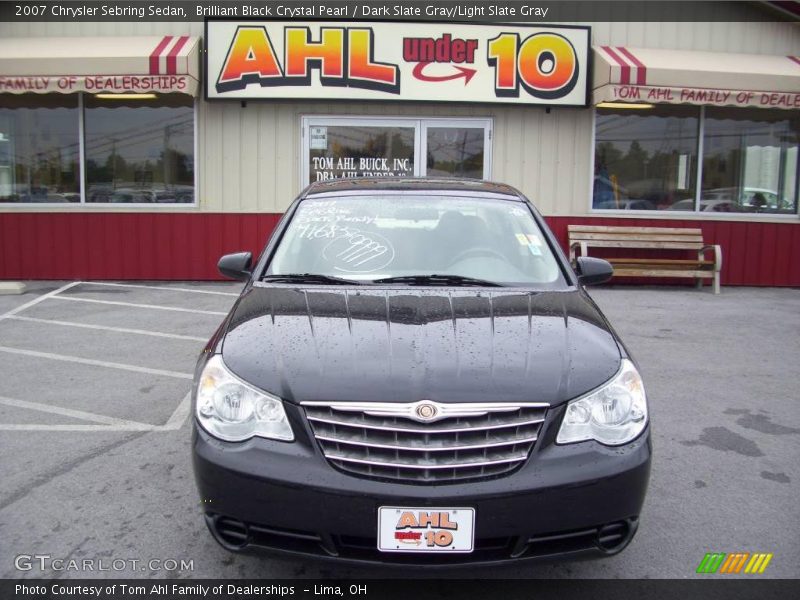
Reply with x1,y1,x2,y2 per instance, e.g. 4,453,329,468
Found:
265,194,566,287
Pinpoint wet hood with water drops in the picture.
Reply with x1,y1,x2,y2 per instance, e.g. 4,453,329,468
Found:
220,286,622,407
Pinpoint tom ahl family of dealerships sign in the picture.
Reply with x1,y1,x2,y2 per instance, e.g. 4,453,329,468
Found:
205,20,590,106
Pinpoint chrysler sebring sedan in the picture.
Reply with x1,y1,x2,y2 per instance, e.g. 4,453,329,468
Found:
192,178,651,566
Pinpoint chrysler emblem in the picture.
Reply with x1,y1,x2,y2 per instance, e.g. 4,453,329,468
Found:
415,402,438,421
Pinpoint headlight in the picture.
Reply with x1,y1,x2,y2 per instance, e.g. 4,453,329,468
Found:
195,355,294,442
556,359,647,446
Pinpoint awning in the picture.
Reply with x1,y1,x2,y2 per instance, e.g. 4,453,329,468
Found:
0,36,200,96
593,46,800,109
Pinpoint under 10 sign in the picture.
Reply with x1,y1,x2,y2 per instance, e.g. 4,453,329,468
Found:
205,21,590,106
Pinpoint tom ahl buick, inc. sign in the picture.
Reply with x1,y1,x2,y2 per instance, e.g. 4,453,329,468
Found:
205,21,590,106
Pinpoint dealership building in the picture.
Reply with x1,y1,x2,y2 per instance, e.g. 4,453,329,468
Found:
0,5,799,285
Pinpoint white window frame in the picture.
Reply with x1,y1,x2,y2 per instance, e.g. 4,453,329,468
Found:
1,92,198,208
301,116,493,188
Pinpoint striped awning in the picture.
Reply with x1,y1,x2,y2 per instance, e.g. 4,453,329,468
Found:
0,35,200,96
593,46,800,109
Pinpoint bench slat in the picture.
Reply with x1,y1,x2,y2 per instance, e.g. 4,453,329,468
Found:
568,225,703,235
607,258,714,266
612,269,714,278
570,233,705,243
574,240,705,250
612,264,714,271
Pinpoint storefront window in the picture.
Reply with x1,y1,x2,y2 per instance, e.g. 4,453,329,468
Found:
0,94,80,203
701,107,799,214
594,104,800,215
0,93,194,204
594,105,699,211
303,117,492,186
84,95,194,203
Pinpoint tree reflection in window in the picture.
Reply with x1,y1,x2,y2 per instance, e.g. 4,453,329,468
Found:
84,94,194,203
594,105,699,211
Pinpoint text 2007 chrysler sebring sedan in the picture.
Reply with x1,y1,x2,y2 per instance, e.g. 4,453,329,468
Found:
192,178,651,566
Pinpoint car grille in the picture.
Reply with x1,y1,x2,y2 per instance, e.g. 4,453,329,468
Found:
302,401,548,483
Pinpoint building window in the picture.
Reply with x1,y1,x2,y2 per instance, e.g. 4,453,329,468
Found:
702,107,799,215
0,94,80,203
423,120,488,179
593,105,699,211
0,93,194,204
594,105,800,215
303,117,492,186
84,95,195,204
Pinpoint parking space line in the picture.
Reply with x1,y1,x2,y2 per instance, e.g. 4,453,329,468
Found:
0,393,193,432
84,281,240,297
0,281,81,321
0,346,193,379
160,392,192,431
0,425,153,431
7,315,208,342
0,395,152,428
52,295,228,316
0,281,200,433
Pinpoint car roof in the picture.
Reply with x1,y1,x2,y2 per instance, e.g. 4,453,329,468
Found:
301,177,524,201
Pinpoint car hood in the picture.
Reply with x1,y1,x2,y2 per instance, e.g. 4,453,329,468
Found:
221,286,621,406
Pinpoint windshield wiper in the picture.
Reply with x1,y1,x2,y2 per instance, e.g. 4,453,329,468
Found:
261,273,364,285
371,274,504,287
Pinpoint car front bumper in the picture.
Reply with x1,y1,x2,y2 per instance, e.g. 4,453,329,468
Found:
192,405,652,567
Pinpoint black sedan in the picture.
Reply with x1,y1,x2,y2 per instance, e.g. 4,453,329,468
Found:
192,178,651,566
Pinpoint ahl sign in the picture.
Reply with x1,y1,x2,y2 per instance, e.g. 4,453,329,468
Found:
205,21,590,106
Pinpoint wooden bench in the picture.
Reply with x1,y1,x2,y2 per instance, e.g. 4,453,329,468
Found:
568,225,723,294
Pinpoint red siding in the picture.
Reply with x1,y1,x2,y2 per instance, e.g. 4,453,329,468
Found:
0,212,798,286
0,213,281,281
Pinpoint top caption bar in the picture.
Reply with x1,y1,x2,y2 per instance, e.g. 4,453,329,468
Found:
1,1,796,23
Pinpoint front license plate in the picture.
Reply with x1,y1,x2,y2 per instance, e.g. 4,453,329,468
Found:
377,506,475,553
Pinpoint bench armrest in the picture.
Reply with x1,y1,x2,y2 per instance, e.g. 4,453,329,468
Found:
569,240,588,263
699,244,723,272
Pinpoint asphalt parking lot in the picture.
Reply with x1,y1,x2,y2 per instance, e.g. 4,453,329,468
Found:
0,282,798,579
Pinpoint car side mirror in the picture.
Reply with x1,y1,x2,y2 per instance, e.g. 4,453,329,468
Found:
218,252,253,281
575,256,613,286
